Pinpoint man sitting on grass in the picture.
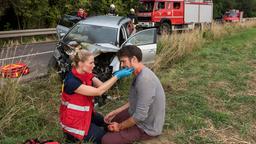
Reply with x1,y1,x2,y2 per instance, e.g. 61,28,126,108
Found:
102,45,166,144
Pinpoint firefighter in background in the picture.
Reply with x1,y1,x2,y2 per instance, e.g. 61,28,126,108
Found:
77,8,87,19
127,8,138,25
60,47,134,144
127,8,138,36
107,4,118,16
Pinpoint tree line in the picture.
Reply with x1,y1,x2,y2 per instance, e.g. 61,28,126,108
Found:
214,0,256,19
0,0,256,31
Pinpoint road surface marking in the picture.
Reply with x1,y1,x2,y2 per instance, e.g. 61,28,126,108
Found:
0,50,54,61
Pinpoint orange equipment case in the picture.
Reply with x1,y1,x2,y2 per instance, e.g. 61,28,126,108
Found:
0,63,29,78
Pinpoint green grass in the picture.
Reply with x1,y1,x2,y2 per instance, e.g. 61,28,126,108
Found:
160,27,256,143
0,75,63,143
1,27,256,143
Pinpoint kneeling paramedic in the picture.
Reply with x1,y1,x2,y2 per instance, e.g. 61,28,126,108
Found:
59,48,134,144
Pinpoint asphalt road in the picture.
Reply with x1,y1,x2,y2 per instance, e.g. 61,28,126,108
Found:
0,42,57,81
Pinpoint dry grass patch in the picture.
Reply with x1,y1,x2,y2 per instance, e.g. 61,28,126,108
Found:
204,94,226,113
153,30,203,72
153,21,256,73
246,72,256,96
207,22,229,39
169,78,189,93
208,81,230,90
140,130,176,144
246,61,256,96
207,81,236,98
197,120,251,144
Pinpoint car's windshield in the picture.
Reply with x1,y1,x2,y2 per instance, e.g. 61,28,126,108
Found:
225,10,238,17
139,2,154,12
63,23,117,44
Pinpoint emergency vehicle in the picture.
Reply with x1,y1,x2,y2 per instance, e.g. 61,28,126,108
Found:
0,63,29,78
137,0,213,34
223,9,243,22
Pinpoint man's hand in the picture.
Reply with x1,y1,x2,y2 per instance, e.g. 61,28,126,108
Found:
104,111,117,124
108,122,120,132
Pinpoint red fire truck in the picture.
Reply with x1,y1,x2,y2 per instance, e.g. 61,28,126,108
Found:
223,9,243,22
136,0,213,34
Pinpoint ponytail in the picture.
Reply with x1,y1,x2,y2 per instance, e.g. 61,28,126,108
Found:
70,45,93,67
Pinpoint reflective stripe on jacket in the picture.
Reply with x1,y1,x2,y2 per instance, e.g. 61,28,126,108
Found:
60,68,94,140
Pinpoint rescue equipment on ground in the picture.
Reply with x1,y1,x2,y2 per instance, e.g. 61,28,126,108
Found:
23,138,60,144
0,63,30,78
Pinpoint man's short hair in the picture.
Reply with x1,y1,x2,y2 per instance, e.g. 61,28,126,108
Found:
117,45,142,62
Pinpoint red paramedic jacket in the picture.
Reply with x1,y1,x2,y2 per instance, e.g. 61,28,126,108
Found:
60,68,94,140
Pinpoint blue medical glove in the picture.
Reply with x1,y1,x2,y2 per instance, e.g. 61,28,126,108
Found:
114,68,134,79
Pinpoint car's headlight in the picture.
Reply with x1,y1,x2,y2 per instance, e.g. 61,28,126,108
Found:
63,45,75,56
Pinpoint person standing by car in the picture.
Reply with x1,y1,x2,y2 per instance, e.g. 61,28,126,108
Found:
102,45,166,144
77,8,87,19
126,21,136,37
127,8,138,25
127,8,138,35
60,47,134,144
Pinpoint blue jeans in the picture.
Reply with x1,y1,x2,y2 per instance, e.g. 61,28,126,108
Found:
64,112,107,144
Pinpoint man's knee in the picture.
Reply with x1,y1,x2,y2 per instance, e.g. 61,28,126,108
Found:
96,129,106,140
102,132,129,144
101,134,112,144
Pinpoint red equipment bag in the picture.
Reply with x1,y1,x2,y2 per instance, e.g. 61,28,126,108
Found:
23,139,60,144
0,63,29,78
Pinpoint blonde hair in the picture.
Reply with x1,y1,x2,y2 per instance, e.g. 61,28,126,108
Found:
70,45,93,67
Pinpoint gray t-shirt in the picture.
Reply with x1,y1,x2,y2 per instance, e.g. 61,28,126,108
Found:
128,67,166,136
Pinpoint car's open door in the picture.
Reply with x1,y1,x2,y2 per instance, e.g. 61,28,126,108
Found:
121,28,157,64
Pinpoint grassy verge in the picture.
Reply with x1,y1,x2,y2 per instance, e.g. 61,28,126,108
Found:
158,27,256,143
0,23,256,143
153,21,256,72
0,74,62,143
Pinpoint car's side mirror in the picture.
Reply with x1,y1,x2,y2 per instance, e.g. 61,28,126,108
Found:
60,33,66,39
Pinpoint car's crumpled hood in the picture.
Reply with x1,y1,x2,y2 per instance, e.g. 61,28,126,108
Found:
80,42,119,56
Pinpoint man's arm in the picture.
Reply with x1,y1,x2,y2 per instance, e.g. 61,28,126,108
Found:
132,75,155,121
119,117,136,130
108,117,136,132
114,102,130,114
104,102,130,124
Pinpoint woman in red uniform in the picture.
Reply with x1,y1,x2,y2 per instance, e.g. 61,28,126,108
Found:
60,48,133,144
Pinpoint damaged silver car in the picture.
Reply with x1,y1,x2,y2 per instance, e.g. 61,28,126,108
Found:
49,15,157,81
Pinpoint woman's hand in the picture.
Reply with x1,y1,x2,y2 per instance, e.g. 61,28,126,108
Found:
104,111,117,124
113,68,134,79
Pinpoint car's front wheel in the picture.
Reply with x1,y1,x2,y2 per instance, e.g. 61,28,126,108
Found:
47,56,69,80
48,56,58,71
160,22,171,35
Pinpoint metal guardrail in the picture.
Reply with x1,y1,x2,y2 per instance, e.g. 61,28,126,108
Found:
0,17,256,39
243,17,256,21
0,28,56,39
